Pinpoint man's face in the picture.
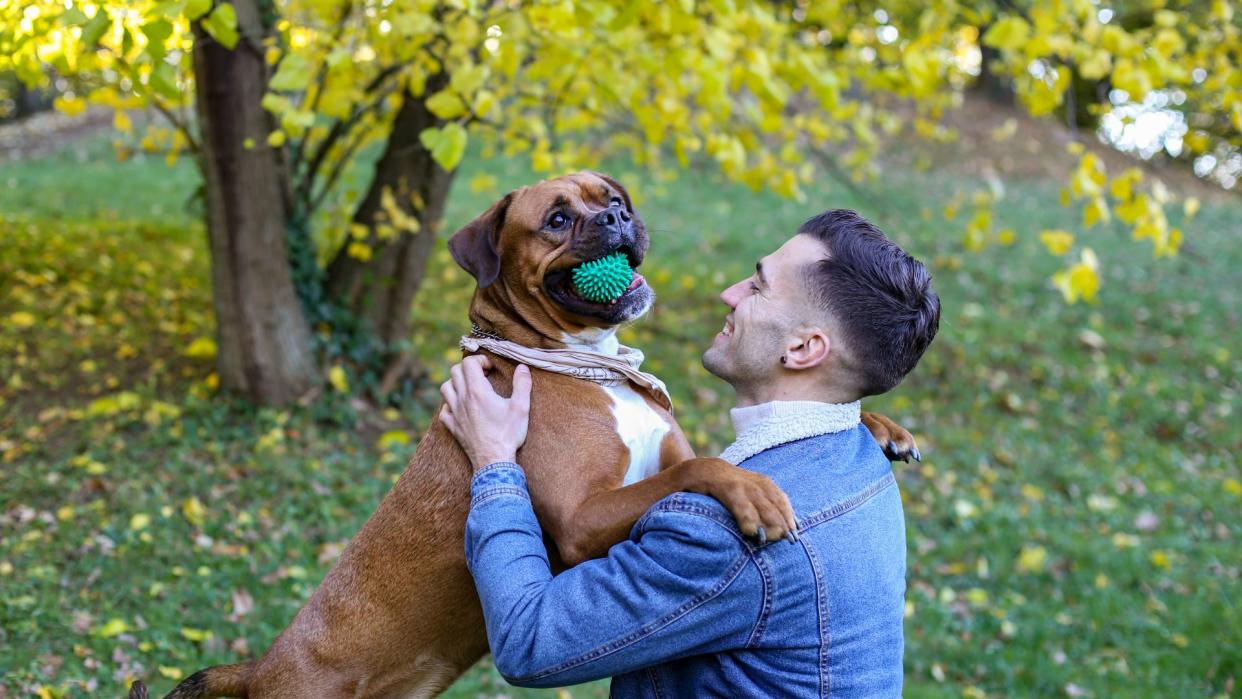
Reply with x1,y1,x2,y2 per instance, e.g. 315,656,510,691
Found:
702,234,825,388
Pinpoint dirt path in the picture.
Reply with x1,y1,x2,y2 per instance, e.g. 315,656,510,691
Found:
0,107,115,162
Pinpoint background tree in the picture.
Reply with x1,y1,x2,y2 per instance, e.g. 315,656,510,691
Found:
3,0,1235,405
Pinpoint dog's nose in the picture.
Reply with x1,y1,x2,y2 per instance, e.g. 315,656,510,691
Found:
593,204,631,230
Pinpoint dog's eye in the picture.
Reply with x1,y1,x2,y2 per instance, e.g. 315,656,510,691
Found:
547,212,569,230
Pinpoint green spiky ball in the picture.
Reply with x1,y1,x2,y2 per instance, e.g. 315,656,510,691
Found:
571,252,633,303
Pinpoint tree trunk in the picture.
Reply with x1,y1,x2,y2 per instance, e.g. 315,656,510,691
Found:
192,0,318,405
324,83,456,352
972,37,1016,106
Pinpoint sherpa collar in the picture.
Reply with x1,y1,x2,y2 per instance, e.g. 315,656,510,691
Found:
721,400,861,465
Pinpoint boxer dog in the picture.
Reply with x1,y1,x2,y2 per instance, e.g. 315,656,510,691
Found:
135,172,916,698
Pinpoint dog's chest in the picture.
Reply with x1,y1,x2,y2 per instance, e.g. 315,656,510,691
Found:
601,383,671,486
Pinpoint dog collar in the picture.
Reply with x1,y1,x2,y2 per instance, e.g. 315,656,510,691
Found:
460,331,673,411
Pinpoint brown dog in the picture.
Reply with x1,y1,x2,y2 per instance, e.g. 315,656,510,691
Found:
135,172,916,699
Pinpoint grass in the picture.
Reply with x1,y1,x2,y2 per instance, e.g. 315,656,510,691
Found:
1,128,1239,698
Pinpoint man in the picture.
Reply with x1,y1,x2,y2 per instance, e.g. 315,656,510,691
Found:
440,209,940,697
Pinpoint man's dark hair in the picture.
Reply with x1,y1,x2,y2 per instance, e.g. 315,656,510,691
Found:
798,209,940,397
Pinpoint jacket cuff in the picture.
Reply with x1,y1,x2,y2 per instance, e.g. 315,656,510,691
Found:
470,462,530,507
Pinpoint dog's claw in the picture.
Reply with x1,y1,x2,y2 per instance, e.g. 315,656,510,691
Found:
911,447,922,462
786,531,797,544
756,527,767,546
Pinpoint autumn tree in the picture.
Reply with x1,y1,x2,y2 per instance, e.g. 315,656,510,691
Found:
2,0,1235,404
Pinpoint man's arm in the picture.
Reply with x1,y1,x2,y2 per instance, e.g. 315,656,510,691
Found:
466,462,761,688
551,456,797,565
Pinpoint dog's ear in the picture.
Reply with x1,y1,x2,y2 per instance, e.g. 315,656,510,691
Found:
590,171,634,213
448,192,513,289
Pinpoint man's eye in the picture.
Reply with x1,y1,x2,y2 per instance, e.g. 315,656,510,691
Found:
548,212,569,229
749,282,760,293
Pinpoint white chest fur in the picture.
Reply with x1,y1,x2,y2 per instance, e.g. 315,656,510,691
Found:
558,329,669,485
602,383,671,486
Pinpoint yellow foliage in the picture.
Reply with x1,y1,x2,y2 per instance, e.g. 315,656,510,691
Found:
182,496,207,527
1052,248,1101,304
328,365,349,392
1015,545,1048,573
1039,230,1074,256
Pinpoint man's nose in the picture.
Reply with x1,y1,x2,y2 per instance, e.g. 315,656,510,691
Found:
720,280,745,308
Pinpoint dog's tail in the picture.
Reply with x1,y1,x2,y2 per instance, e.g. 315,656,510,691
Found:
129,661,253,699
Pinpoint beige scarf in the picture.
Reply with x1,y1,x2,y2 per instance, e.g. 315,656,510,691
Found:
459,334,673,411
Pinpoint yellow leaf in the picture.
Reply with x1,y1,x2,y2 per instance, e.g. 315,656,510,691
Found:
113,111,132,133
983,17,1030,52
9,311,35,328
182,496,207,528
469,173,498,194
184,337,217,360
180,627,214,642
1039,230,1074,256
1183,197,1200,220
346,242,372,261
1109,168,1143,202
1149,550,1171,569
267,130,287,148
1083,198,1109,228
1078,50,1112,81
426,90,468,119
377,430,411,450
328,365,349,393
1053,249,1101,304
54,95,86,117
130,513,151,531
158,666,184,680
95,618,129,638
419,123,468,171
1015,545,1048,573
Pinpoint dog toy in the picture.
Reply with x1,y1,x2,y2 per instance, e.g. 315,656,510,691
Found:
571,252,632,302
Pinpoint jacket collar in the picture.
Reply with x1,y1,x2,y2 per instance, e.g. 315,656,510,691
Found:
721,400,861,465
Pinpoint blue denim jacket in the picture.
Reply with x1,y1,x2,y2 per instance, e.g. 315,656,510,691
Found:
465,425,905,697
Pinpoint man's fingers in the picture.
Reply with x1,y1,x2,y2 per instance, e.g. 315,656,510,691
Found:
449,362,466,396
439,380,457,409
438,406,459,437
464,354,494,371
461,354,497,396
511,364,533,408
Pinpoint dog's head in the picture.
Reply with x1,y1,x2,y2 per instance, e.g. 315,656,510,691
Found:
449,171,653,338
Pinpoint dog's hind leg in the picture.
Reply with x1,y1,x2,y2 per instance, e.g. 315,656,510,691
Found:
130,662,253,699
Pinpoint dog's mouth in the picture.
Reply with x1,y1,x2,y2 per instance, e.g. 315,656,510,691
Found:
544,246,652,323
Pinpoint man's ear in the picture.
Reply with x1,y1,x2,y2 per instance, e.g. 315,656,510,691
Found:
589,171,633,212
782,327,831,370
448,192,513,288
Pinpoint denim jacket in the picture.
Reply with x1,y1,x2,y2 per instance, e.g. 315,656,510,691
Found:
465,425,906,697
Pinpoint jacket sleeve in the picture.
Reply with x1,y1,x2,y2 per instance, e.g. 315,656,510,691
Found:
465,462,760,687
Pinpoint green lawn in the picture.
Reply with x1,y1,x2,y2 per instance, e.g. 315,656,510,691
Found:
1,131,1238,698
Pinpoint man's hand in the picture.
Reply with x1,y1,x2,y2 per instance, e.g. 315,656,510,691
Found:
440,355,532,470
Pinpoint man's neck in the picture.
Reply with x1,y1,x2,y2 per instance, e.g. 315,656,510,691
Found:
733,382,858,408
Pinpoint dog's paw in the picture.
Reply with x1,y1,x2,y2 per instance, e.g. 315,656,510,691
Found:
861,412,921,463
129,681,149,699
